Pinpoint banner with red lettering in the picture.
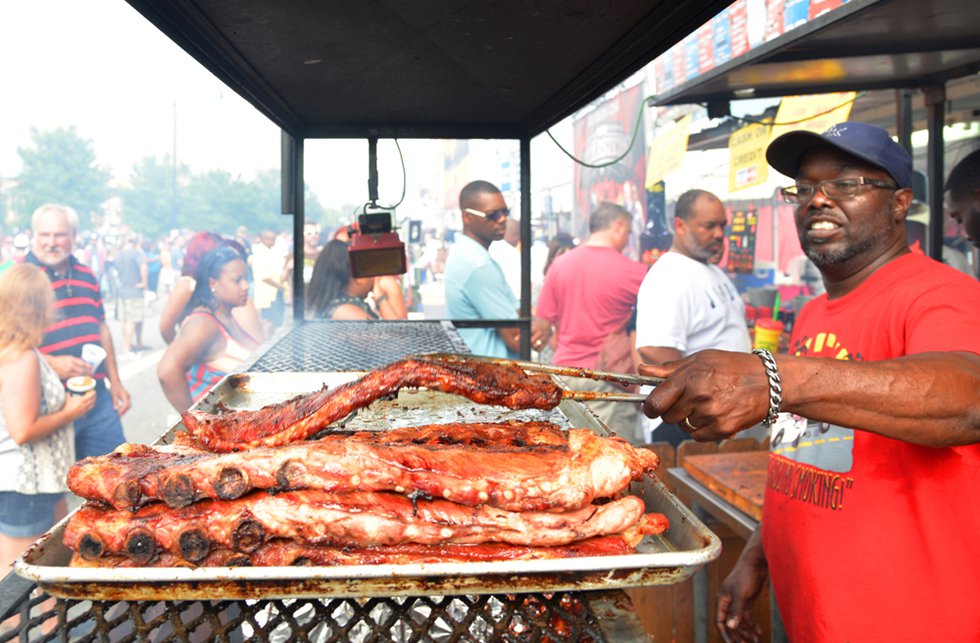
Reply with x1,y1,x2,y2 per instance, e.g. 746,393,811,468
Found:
572,85,647,251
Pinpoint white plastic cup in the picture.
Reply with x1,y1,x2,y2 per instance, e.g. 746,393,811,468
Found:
81,343,107,370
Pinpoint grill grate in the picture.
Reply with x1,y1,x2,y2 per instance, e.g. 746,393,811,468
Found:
247,321,471,373
0,588,613,642
0,322,649,640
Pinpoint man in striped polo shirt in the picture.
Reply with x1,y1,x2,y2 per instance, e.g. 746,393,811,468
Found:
25,204,130,460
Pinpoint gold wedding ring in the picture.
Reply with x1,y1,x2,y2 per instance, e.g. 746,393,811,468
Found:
683,417,697,431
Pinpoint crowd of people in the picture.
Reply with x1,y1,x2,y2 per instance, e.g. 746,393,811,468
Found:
0,121,977,640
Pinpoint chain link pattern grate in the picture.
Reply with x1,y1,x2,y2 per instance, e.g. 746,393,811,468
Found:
0,322,644,640
0,588,611,642
247,321,471,373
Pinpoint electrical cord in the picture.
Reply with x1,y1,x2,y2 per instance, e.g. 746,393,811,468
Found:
363,139,407,214
546,95,658,169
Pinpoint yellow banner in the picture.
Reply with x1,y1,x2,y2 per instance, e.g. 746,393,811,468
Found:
646,114,692,189
728,119,771,193
768,92,857,143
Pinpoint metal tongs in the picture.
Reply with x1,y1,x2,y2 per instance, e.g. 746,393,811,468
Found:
414,353,662,403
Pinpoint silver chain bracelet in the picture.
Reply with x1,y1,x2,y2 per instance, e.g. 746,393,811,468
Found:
752,348,782,427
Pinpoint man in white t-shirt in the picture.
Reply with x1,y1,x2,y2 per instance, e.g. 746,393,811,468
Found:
635,189,750,444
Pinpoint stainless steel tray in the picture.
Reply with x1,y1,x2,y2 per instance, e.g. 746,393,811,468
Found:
16,372,720,601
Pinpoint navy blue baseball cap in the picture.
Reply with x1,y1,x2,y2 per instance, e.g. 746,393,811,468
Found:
766,121,913,189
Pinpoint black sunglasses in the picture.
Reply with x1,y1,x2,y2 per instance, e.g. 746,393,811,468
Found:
464,207,510,222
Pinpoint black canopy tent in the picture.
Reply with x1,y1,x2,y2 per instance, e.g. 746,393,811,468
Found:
653,0,980,263
122,0,732,357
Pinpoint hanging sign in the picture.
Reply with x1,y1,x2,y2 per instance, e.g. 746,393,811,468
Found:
645,114,693,188
768,91,857,146
729,119,772,192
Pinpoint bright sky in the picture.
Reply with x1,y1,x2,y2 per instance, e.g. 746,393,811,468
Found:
0,0,380,207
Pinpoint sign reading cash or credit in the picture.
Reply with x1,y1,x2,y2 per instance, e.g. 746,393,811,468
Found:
729,119,772,193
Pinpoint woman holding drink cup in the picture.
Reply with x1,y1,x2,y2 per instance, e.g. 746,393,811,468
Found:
0,264,95,568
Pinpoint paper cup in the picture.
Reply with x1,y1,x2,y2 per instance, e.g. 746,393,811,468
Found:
753,318,784,353
66,376,96,396
81,344,107,370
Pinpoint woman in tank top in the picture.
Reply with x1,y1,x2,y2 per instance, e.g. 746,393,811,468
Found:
157,246,261,412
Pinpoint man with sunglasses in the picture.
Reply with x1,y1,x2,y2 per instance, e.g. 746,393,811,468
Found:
636,122,979,641
445,180,548,359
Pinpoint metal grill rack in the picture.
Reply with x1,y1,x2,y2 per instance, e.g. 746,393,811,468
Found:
244,320,470,373
0,577,643,642
1,321,658,640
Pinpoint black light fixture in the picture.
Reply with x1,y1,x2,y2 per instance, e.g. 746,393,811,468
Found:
347,137,407,278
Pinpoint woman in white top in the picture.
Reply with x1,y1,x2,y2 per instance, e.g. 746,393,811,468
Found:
0,264,95,569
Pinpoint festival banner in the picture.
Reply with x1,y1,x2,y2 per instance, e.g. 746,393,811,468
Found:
728,0,750,58
712,9,733,66
697,23,715,74
648,0,853,95
672,43,686,89
808,0,842,19
784,0,811,30
572,84,647,243
683,34,700,81
652,56,667,94
764,0,786,41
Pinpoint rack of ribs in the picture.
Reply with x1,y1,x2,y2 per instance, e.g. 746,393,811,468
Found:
67,424,659,512
64,490,651,565
180,356,564,452
68,514,668,568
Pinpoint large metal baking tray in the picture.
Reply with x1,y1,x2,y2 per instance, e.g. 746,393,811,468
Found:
15,372,721,601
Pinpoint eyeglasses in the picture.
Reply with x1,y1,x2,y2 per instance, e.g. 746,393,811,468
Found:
780,177,898,204
464,207,510,222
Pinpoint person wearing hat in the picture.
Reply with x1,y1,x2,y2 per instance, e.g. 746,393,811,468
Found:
636,122,980,641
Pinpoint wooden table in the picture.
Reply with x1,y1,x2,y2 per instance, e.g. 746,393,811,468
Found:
668,451,766,540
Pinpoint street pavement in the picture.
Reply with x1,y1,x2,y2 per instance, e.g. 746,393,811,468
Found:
103,294,179,446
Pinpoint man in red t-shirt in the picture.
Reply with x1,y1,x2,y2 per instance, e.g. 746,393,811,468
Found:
638,122,980,641
537,202,649,441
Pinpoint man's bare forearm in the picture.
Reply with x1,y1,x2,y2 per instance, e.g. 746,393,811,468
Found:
779,351,980,447
640,349,980,446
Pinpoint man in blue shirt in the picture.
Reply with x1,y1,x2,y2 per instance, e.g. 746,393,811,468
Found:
444,181,548,358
